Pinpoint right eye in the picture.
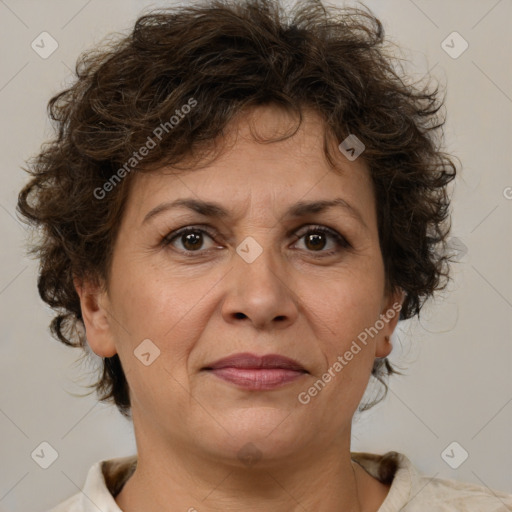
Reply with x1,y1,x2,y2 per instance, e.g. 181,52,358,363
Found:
162,226,219,255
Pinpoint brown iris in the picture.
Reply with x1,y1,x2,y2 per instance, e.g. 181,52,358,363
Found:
304,232,327,251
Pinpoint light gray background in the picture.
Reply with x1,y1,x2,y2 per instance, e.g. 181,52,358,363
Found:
0,0,511,511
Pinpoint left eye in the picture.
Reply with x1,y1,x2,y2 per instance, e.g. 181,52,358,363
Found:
293,226,350,254
162,225,350,256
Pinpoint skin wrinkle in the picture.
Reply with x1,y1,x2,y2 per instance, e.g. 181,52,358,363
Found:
76,105,403,511
13,3,461,507
15,0,458,426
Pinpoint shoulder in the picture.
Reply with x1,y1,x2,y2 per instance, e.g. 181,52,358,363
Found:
48,455,137,512
351,450,512,511
413,474,512,511
48,493,81,512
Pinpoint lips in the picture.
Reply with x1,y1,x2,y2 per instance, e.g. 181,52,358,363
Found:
202,352,308,391
204,352,307,372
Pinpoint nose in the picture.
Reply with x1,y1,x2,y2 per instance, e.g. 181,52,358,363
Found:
221,242,299,330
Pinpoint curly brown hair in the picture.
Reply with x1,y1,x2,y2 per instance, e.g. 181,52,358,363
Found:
16,0,458,419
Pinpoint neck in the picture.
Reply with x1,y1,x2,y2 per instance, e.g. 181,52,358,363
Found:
112,406,393,512
115,437,368,512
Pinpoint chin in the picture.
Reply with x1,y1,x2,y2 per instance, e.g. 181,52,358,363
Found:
194,408,311,466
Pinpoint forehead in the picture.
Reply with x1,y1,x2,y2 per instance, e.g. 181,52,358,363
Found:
123,105,375,224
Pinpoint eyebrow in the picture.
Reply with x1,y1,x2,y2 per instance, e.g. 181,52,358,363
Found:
142,197,368,229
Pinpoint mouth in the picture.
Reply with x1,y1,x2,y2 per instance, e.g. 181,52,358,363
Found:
202,352,308,391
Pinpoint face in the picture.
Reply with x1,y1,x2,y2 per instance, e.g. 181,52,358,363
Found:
78,105,403,467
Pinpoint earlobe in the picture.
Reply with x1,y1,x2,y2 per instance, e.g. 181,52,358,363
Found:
375,287,405,358
376,334,393,358
73,276,118,358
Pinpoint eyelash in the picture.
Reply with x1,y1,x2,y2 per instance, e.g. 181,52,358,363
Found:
161,224,351,258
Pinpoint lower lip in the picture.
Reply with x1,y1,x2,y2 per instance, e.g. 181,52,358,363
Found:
207,368,306,390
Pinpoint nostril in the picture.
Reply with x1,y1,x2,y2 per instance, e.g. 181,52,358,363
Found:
234,312,247,319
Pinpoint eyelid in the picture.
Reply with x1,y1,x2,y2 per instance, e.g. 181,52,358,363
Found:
162,224,218,245
162,223,350,254
293,224,351,251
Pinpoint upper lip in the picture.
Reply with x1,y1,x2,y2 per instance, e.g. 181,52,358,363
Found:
203,352,307,372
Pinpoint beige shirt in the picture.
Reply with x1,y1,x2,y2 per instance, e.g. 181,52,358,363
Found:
49,451,512,511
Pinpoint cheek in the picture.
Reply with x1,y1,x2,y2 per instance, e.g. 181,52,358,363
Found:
111,266,221,375
111,256,209,332
111,272,217,422
303,276,383,401
306,284,380,402
312,271,383,342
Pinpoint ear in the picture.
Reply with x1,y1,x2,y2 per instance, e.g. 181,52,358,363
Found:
375,287,406,358
73,275,118,358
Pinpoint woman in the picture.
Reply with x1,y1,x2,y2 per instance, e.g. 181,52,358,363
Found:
17,0,512,510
